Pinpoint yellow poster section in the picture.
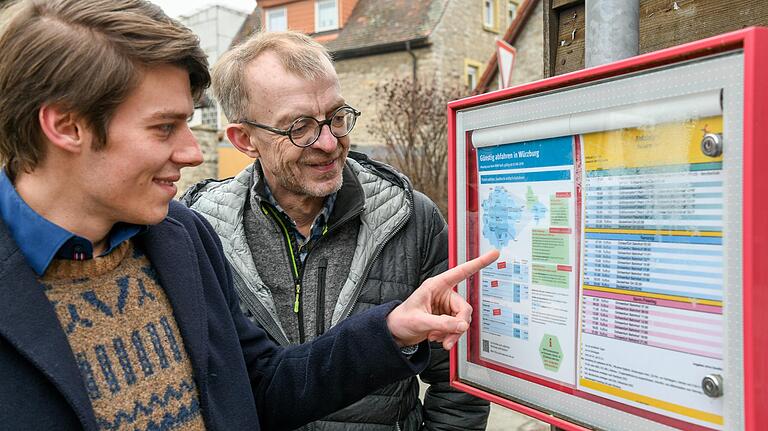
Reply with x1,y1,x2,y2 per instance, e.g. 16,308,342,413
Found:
579,378,724,425
583,116,723,172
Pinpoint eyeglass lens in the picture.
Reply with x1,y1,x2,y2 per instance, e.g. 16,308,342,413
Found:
290,107,357,147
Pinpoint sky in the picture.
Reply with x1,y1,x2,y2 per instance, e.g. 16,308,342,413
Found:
149,0,255,19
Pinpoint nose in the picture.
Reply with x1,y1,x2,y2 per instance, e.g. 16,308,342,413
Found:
310,123,338,153
173,126,204,167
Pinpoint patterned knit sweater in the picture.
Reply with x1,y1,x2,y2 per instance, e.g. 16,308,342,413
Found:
40,240,206,431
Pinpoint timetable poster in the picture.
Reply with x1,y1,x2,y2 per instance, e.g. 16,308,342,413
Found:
578,116,725,429
476,136,578,385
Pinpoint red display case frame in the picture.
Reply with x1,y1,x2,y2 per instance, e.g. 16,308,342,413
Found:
448,27,768,431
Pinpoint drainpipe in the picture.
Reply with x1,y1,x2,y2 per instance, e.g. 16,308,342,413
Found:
405,40,418,84
585,0,639,68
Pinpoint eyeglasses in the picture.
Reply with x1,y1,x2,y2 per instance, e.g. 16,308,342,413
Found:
239,105,361,148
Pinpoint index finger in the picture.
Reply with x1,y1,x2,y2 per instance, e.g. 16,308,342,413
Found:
431,249,500,290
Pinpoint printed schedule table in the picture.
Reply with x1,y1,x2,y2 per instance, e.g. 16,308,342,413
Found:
577,119,725,430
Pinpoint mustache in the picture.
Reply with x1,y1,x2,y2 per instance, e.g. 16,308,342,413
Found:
299,148,345,165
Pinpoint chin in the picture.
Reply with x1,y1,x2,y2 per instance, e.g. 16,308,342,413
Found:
129,205,171,226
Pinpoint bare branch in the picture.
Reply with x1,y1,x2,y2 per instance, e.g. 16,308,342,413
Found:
370,77,465,218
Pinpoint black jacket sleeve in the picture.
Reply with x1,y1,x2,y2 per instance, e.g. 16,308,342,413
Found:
413,193,490,431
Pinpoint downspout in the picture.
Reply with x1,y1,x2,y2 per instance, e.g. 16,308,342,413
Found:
585,0,639,68
405,40,418,84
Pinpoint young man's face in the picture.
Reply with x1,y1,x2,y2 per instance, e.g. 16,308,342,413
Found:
244,53,350,201
78,64,202,226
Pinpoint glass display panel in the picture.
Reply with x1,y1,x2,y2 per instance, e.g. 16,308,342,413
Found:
455,52,744,431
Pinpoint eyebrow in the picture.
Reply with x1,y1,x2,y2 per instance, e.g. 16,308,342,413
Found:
147,110,194,121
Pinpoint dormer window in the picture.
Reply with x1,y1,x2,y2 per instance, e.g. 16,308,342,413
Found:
316,0,338,32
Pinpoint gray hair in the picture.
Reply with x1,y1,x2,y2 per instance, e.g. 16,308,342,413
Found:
212,30,335,122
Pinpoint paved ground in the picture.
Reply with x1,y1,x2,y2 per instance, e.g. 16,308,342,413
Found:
486,403,550,431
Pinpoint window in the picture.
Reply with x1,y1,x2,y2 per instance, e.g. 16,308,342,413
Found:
201,106,218,128
507,0,519,27
266,7,287,32
316,0,339,32
483,0,495,29
466,62,481,90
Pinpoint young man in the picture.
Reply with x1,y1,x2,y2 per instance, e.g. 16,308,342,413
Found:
182,32,491,430
0,1,498,430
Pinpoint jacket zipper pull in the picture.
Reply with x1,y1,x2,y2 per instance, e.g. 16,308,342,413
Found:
294,283,301,313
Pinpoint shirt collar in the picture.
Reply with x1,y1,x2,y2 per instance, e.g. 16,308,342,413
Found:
0,171,145,275
251,162,337,245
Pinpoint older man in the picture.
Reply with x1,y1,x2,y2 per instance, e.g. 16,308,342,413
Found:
182,31,490,430
0,1,497,430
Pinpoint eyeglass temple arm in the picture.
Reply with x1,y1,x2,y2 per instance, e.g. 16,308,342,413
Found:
239,120,291,136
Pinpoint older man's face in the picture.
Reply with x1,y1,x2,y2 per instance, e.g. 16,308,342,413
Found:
244,53,350,201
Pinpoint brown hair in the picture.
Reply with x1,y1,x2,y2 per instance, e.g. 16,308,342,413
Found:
0,0,209,178
212,30,335,122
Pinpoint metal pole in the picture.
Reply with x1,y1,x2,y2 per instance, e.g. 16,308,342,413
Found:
585,0,639,68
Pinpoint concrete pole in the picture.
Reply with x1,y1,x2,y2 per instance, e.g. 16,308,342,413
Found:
585,0,639,68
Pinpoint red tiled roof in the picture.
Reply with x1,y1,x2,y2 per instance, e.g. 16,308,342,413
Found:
324,0,449,58
228,0,448,58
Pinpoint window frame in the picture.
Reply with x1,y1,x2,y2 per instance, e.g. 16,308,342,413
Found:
266,6,288,32
482,0,497,32
464,59,483,91
507,0,519,27
315,0,339,33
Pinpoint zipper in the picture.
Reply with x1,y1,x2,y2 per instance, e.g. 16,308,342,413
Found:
258,187,366,340
316,258,328,336
338,187,413,322
262,203,306,343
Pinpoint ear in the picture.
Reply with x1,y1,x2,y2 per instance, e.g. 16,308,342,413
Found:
226,123,260,159
38,104,91,154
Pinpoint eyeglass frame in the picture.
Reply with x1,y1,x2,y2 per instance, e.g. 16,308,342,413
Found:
238,105,361,148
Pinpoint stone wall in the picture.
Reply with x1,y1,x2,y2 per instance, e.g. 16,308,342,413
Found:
333,0,544,154
487,1,544,92
177,125,219,197
334,48,431,152
509,1,544,87
429,0,507,90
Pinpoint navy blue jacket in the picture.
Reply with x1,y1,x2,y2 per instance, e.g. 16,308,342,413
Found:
0,201,428,430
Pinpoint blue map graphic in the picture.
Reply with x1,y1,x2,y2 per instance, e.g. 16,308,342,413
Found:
482,186,548,249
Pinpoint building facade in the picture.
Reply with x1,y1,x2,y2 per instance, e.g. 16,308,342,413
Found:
179,5,250,129
223,0,542,157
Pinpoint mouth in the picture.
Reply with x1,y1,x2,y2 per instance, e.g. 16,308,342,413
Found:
306,158,337,173
153,176,180,194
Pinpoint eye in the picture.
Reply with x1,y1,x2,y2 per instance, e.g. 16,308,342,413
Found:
291,118,314,137
156,123,175,138
331,113,346,127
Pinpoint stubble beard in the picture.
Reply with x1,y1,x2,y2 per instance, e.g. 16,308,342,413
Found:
278,162,344,198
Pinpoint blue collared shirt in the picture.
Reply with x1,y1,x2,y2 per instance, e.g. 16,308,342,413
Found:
0,171,144,275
